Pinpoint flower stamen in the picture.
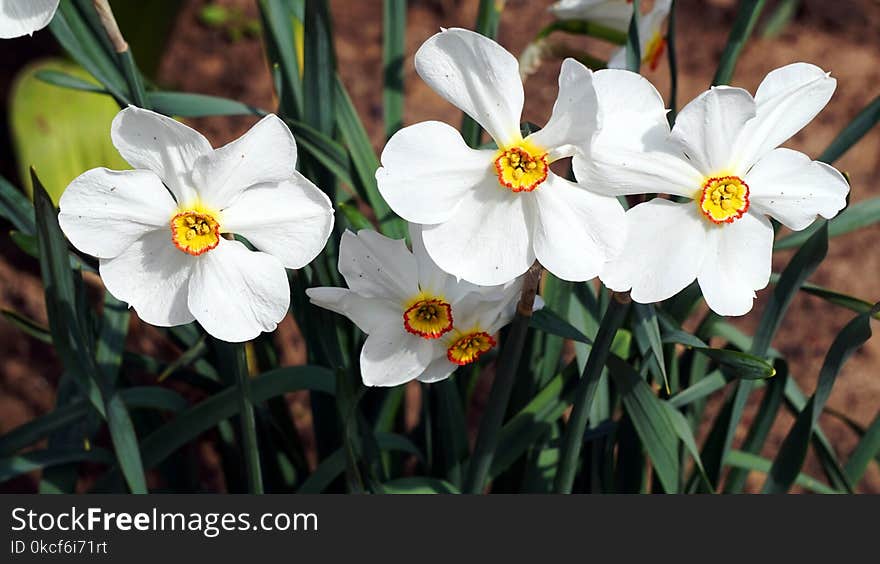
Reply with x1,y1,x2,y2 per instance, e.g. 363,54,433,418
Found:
403,296,453,339
494,141,549,192
171,210,221,255
446,330,496,365
698,175,749,224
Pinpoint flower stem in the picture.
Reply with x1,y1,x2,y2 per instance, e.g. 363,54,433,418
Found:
232,343,263,494
462,262,543,494
554,291,631,493
92,0,148,108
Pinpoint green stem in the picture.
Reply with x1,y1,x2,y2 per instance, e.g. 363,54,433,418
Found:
234,344,263,494
555,293,631,493
462,262,543,494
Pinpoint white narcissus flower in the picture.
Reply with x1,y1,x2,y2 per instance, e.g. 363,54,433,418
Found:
0,0,59,39
306,226,526,387
549,0,634,32
59,106,335,342
377,28,626,286
607,0,671,71
578,63,849,316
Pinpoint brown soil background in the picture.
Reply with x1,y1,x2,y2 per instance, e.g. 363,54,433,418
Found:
1,0,878,492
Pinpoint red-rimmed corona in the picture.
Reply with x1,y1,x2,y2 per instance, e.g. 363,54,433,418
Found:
170,209,221,255
446,330,496,366
698,175,750,224
403,296,453,339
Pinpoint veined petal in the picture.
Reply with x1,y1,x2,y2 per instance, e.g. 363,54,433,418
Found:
549,0,633,32
526,58,598,159
338,229,420,301
422,176,534,286
100,230,194,327
586,144,703,197
59,168,177,259
601,199,709,304
670,86,756,175
531,173,626,282
305,287,401,335
187,239,290,342
417,356,457,384
745,148,848,231
111,106,211,205
376,121,494,224
698,212,773,316
192,114,297,210
220,173,334,269
0,0,58,38
415,28,524,147
733,63,836,171
360,327,438,387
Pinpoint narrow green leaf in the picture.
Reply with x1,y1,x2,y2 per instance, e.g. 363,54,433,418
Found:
530,307,592,344
147,91,267,117
726,450,839,494
625,0,641,72
662,402,713,491
666,0,679,121
36,69,106,93
819,95,880,164
0,449,114,483
258,0,304,118
0,175,35,234
763,306,877,493
632,303,668,392
695,347,776,380
668,370,730,408
382,0,406,139
774,198,880,251
844,412,880,485
609,357,680,493
2,309,52,344
712,0,767,86
382,477,460,494
760,0,799,38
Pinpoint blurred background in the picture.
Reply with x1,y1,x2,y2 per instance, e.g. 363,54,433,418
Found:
1,0,878,492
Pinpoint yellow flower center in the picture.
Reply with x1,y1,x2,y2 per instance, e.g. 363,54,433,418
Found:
403,296,453,339
698,175,750,224
170,209,221,255
643,32,666,71
446,330,496,366
494,140,549,192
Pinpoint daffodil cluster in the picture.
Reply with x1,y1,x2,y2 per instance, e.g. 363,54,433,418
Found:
47,23,847,387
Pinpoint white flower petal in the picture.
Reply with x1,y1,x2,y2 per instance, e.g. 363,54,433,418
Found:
338,230,420,301
417,356,457,384
586,144,703,197
698,212,773,316
111,106,212,205
59,168,177,259
549,0,633,32
670,86,756,175
187,239,290,342
360,327,438,387
601,199,709,304
733,63,836,171
744,148,848,231
422,177,534,286
415,27,524,146
526,58,598,159
191,114,297,210
0,0,58,38
376,121,494,224
305,287,401,335
531,173,626,282
100,230,194,327
220,173,334,269
409,223,455,298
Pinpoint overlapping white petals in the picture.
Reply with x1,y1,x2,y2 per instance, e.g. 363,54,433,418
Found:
733,63,836,170
587,144,703,197
337,229,419,301
0,0,59,39
59,168,177,259
422,178,534,286
361,328,438,387
601,200,709,304
697,213,773,316
221,174,334,269
526,58,598,159
100,231,195,327
111,106,211,205
192,114,298,209
745,148,848,231
302,287,400,335
376,121,494,224
415,27,524,146
531,173,625,282
187,240,290,343
669,86,756,175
